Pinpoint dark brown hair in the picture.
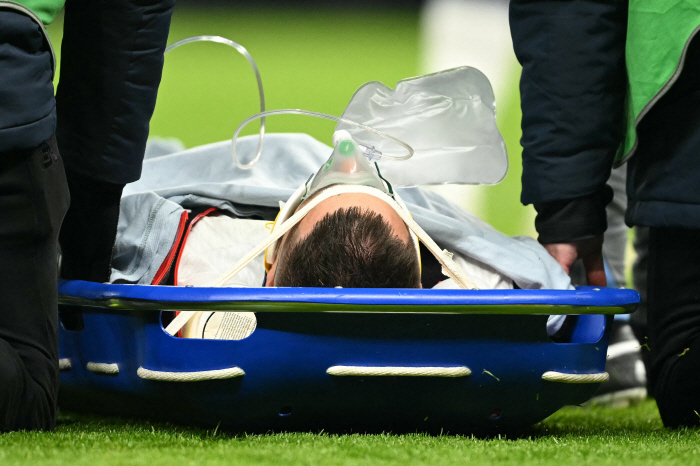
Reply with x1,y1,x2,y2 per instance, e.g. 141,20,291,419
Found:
275,207,420,288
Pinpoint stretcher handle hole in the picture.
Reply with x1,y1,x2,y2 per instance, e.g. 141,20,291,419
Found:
59,305,84,331
278,406,293,417
548,314,606,344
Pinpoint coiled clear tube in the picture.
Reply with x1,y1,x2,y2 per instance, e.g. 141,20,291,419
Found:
165,35,266,168
164,36,414,170
232,109,414,169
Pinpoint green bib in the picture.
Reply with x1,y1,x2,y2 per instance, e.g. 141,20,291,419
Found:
618,0,700,164
4,0,64,25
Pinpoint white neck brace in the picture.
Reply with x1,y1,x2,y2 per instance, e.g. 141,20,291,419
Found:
214,184,478,290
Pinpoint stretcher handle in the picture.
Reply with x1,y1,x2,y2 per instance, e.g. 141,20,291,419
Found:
57,281,640,315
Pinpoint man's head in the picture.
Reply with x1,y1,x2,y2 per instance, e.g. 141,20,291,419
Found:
265,191,421,288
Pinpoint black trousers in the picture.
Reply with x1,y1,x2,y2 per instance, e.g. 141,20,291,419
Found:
648,227,700,428
0,0,172,431
0,138,69,431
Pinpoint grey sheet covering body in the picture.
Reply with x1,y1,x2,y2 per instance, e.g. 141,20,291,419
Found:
111,133,572,290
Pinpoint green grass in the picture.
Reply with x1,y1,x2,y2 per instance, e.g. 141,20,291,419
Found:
1,401,698,466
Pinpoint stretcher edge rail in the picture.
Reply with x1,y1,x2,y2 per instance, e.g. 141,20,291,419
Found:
58,280,639,315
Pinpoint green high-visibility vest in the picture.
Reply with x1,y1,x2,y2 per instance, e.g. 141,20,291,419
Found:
618,1,700,164
2,0,64,25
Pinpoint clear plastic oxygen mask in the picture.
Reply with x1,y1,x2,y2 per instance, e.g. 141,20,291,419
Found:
302,130,390,201
165,36,507,187
337,67,508,186
229,67,507,187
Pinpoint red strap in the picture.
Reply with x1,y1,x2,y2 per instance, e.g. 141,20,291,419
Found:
151,211,189,286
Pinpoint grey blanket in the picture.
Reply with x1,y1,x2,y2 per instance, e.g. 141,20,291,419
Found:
112,133,571,290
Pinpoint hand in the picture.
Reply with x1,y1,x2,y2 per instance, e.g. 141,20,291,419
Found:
59,170,124,283
543,236,606,287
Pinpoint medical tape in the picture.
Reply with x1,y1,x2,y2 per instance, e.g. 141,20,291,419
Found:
164,185,478,336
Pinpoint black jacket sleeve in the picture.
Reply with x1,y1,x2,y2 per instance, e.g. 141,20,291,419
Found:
56,0,175,185
509,0,628,243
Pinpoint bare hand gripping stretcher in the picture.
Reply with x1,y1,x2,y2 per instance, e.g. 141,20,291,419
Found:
57,36,640,432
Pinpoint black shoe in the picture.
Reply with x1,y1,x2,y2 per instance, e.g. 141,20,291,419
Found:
586,321,647,408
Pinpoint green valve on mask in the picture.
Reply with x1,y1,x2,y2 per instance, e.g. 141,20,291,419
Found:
339,140,355,155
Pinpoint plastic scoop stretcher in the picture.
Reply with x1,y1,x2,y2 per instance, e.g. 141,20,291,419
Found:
57,280,639,432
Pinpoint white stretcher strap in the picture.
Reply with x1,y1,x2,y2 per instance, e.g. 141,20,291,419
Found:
59,358,72,371
137,366,245,382
86,362,119,375
165,310,197,336
327,365,471,377
542,371,609,383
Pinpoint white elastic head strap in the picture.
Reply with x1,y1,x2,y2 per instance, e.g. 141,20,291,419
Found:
265,182,416,269
165,185,478,336
264,182,308,268
213,184,478,290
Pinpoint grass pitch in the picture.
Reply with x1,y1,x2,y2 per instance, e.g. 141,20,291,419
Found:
1,401,698,466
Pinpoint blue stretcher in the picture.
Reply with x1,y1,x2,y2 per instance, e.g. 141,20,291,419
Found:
57,280,639,432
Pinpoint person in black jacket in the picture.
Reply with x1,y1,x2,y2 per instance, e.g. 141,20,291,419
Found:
0,0,174,431
510,0,700,427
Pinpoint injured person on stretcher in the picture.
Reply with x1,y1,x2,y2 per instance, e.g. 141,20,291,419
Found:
109,133,574,339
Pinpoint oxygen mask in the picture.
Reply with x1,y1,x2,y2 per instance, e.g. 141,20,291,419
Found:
164,36,507,186
302,130,391,202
